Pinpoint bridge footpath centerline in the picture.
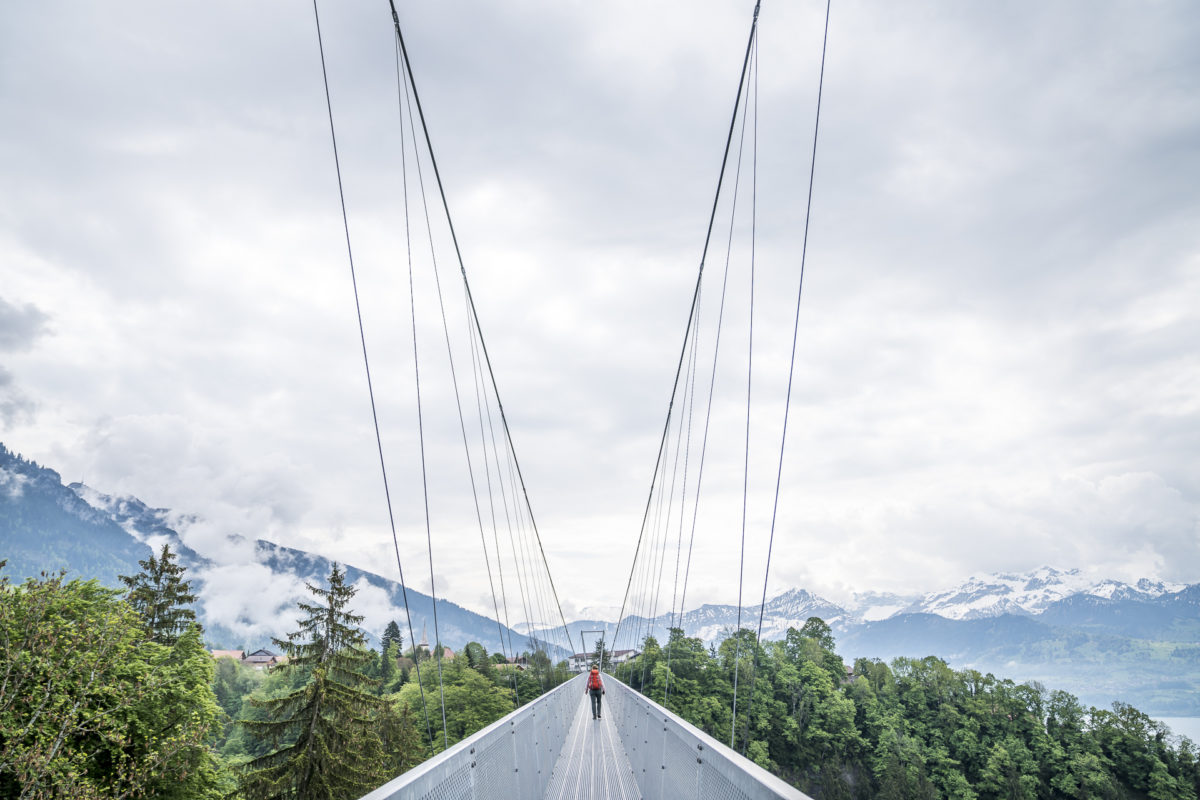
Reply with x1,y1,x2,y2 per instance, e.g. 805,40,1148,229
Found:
542,677,640,800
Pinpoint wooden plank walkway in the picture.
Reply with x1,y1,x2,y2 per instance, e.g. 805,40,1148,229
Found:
542,687,641,800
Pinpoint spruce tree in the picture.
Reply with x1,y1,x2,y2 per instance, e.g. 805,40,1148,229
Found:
382,619,402,653
238,563,408,800
119,542,198,645
379,641,398,692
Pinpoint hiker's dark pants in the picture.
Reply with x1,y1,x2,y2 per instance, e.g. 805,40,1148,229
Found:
589,688,603,718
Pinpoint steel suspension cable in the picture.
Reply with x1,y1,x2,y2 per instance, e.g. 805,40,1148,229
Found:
638,406,686,689
611,0,764,660
465,306,521,705
744,0,833,744
395,33,522,724
730,31,759,751
479,392,533,665
673,186,743,661
309,0,436,753
499,450,539,668
663,300,703,703
501,449,550,690
644,377,691,674
385,0,573,655
398,68,451,753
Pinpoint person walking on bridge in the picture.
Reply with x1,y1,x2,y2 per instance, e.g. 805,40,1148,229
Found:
586,666,605,719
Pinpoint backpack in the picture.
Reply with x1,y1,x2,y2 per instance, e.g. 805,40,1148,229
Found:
587,672,603,690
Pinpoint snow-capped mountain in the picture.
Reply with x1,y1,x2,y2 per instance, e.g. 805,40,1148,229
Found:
664,588,850,644
532,588,852,652
843,590,920,622
898,566,1185,621
544,567,1194,649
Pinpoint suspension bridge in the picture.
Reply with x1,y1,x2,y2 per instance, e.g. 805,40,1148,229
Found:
310,0,831,796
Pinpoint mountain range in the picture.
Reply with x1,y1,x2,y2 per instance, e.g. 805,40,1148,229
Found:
0,443,563,658
536,567,1196,645
2,442,1198,714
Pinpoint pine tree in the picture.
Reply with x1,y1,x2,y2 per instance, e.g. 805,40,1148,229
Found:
119,542,198,645
382,620,402,653
238,563,410,800
379,641,398,692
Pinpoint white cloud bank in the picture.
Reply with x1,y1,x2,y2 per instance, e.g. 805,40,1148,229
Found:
0,0,1197,620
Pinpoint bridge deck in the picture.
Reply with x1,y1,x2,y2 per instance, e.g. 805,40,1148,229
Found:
542,688,641,800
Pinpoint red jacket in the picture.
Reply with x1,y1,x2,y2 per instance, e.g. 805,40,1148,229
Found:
586,671,604,691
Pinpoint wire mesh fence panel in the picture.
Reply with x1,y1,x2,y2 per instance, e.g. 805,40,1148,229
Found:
418,763,473,800
697,760,754,800
603,674,811,800
472,720,517,797
659,722,699,800
360,674,587,800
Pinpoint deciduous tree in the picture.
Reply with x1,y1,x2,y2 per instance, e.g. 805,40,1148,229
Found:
0,568,225,799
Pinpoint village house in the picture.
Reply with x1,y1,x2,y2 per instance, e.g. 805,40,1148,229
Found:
609,649,639,668
210,649,244,662
569,649,639,672
495,654,528,671
210,647,286,670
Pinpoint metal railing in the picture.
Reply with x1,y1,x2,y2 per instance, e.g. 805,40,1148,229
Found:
604,675,811,800
361,673,583,800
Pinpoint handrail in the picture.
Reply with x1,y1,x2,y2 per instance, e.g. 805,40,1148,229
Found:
360,673,584,800
605,675,812,800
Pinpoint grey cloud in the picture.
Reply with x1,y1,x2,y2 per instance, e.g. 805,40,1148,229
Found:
0,367,36,429
0,298,49,352
2,0,1197,614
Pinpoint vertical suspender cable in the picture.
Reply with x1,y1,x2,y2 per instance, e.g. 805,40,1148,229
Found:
405,162,451,751
310,0,437,752
728,30,758,749
611,0,763,660
466,308,522,705
745,0,833,750
663,306,702,703
394,41,451,751
386,0,574,658
394,37,517,720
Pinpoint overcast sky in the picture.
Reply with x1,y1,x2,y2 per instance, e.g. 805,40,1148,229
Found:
2,0,1198,632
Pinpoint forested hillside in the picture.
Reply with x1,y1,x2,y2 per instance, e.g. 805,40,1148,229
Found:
6,545,1199,799
617,621,1200,799
0,444,151,585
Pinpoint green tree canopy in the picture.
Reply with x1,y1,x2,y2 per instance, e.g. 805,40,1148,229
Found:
0,568,226,799
617,623,1200,799
392,656,514,751
118,542,197,646
238,563,414,800
382,620,402,653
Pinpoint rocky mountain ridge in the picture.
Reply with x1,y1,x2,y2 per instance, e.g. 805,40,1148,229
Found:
0,444,561,657
546,567,1195,645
